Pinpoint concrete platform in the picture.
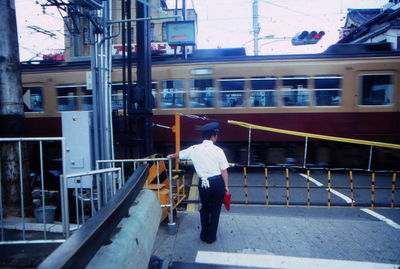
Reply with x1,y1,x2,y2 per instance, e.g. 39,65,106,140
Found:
152,206,400,268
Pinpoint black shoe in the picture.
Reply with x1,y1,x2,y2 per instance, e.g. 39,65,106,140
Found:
206,239,216,244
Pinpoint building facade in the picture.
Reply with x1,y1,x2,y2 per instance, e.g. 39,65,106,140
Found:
338,1,400,50
64,0,197,60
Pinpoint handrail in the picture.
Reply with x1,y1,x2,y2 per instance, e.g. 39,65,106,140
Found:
37,164,148,269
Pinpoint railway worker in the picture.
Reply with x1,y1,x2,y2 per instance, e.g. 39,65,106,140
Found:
167,122,229,244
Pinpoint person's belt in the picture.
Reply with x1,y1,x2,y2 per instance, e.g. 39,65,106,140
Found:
207,175,221,180
200,175,221,189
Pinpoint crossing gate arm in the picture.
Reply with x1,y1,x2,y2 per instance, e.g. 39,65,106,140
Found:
228,120,400,150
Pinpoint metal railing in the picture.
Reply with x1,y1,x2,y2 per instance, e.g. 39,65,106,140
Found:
96,157,176,226
0,137,67,243
62,167,122,237
209,165,399,208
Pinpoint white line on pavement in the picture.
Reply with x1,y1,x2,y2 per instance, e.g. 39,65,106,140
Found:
195,251,400,269
299,173,400,229
299,173,353,203
299,173,323,186
329,188,353,204
361,208,400,229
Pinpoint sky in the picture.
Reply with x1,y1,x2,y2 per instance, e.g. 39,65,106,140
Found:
16,0,389,60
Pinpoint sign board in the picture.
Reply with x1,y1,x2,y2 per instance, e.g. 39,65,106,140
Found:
166,21,196,46
112,42,193,56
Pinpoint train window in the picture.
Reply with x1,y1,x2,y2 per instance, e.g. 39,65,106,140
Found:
360,74,393,105
57,87,78,111
81,87,93,110
23,87,44,112
112,83,157,110
281,76,309,106
249,77,276,107
112,85,125,110
313,76,342,106
160,80,184,108
219,78,245,107
189,79,215,108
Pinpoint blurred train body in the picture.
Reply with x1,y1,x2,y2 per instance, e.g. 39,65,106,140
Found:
21,44,400,169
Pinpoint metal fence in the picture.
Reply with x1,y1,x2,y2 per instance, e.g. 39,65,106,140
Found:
1,138,124,243
0,137,66,243
96,157,176,227
62,167,123,237
223,165,400,208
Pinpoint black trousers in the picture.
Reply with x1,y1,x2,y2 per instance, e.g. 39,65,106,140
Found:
198,175,225,243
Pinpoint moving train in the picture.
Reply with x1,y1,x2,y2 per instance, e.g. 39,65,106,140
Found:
21,43,400,168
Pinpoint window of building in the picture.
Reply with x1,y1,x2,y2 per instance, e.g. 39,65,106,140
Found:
160,80,184,108
23,87,44,112
360,74,393,105
220,78,245,107
57,86,78,111
249,77,276,107
189,79,215,108
281,76,309,106
313,76,342,106
162,22,167,41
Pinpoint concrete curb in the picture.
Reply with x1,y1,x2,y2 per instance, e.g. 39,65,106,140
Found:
87,190,161,269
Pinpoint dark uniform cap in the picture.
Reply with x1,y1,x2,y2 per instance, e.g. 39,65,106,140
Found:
199,122,219,132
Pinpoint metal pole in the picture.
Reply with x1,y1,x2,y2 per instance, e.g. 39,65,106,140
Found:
368,145,373,171
303,136,309,168
18,141,25,239
252,0,260,55
247,127,252,166
136,0,154,157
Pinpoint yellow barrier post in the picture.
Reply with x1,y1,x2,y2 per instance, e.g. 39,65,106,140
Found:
264,168,269,206
285,168,289,206
243,167,248,204
391,173,397,208
306,169,311,207
349,170,354,208
327,170,331,208
371,172,375,209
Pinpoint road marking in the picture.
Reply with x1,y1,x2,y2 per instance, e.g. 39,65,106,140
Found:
195,251,400,269
329,188,353,204
299,173,400,229
299,173,353,204
187,174,198,212
361,208,400,229
299,173,323,186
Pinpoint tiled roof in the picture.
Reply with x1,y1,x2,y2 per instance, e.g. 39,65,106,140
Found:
345,8,381,27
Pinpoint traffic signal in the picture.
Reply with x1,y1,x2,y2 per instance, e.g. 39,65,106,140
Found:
291,31,325,45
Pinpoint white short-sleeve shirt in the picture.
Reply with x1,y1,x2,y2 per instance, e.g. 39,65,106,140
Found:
179,140,229,178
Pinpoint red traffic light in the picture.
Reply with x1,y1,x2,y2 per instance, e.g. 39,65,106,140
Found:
292,30,325,45
314,31,325,40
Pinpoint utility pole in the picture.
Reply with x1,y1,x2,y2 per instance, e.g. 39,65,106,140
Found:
252,0,260,55
0,0,32,216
